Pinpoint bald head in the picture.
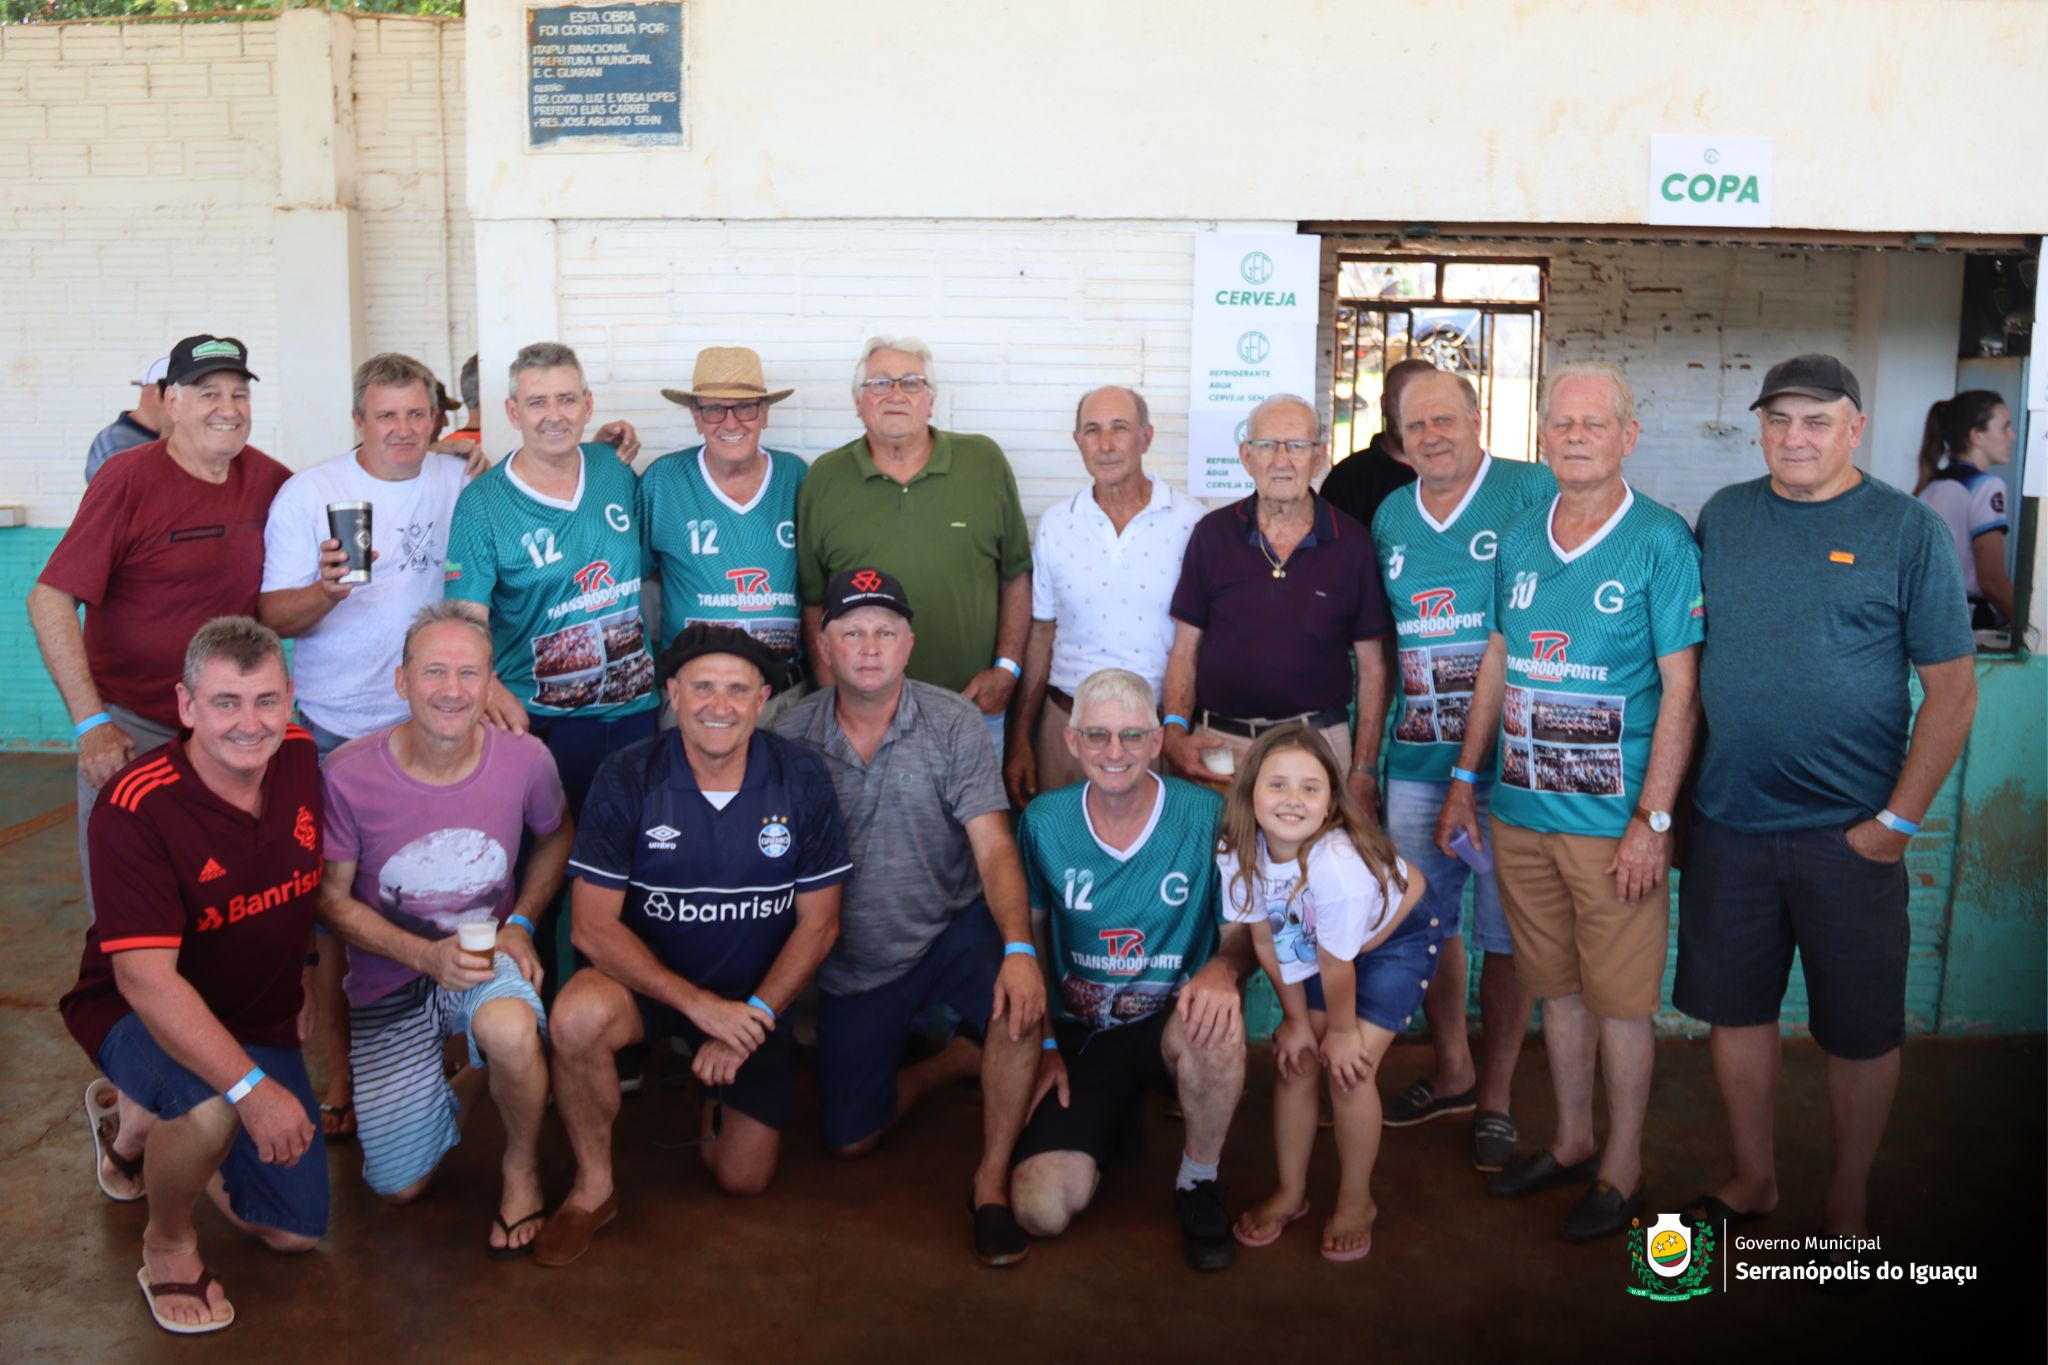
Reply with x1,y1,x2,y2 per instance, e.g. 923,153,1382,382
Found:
1073,385,1155,493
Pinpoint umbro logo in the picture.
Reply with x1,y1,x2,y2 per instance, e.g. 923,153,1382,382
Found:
198,857,227,883
646,824,681,849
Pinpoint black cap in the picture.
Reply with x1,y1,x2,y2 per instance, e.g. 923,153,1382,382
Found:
166,334,259,386
1750,353,1861,412
655,623,784,692
821,567,913,625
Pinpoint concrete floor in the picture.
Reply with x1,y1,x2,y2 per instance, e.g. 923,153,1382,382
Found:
1,751,2040,1363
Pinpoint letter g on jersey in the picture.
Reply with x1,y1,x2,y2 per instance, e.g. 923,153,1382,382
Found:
1159,872,1190,907
1469,529,1498,561
605,503,631,533
1593,579,1626,614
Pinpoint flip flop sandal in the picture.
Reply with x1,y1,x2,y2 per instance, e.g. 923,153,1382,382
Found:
86,1079,144,1203
320,1102,357,1143
1232,1202,1310,1249
1321,1230,1374,1264
138,1265,234,1335
1680,1192,1764,1229
487,1210,547,1261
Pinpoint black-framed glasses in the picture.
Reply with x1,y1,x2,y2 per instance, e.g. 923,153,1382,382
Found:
696,400,764,423
858,375,930,396
1243,438,1320,456
1073,726,1161,751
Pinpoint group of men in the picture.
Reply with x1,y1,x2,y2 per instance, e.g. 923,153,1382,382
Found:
38,324,1975,1333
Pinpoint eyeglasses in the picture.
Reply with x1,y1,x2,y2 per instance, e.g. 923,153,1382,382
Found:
1073,726,1161,751
858,375,930,397
695,400,764,423
1244,439,1320,456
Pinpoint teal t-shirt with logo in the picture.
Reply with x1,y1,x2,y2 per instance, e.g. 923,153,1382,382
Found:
1373,455,1556,783
638,447,807,660
1015,776,1223,1029
1487,488,1703,838
443,444,657,720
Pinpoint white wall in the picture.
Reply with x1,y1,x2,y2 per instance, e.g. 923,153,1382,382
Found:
465,0,2048,235
1855,254,1969,493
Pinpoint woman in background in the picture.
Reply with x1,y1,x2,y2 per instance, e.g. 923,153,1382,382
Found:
1914,390,2016,629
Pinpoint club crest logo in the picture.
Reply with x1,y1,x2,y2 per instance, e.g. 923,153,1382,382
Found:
1626,1213,1714,1302
293,806,318,852
758,820,792,858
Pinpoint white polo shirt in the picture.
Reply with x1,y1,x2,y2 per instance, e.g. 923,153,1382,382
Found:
1030,475,1206,700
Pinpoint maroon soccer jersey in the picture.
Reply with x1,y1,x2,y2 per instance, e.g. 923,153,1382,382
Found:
59,727,324,1060
38,439,291,729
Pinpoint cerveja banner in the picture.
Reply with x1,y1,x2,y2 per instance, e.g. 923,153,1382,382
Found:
1187,232,1323,498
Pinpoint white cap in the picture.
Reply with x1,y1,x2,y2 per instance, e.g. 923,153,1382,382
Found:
133,355,169,386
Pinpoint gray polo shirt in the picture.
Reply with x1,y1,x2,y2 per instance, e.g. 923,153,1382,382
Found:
771,680,1008,994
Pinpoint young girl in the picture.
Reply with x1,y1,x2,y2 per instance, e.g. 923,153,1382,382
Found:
1217,723,1429,1262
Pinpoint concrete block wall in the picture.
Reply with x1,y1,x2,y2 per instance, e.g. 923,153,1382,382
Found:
352,17,475,391
0,20,285,525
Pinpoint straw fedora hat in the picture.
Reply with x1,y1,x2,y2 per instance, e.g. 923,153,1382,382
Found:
660,347,794,407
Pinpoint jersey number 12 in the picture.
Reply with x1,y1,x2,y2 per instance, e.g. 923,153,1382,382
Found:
1062,868,1095,911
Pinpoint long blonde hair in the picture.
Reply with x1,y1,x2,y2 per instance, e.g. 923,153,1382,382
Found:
1217,723,1407,917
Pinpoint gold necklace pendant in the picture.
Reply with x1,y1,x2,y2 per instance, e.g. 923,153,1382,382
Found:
1256,531,1287,579
1271,565,1285,578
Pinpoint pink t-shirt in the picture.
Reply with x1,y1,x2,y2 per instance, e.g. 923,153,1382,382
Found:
322,724,566,1006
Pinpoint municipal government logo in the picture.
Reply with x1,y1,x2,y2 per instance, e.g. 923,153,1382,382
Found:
1236,331,1271,365
1627,1213,1713,1302
1240,251,1274,285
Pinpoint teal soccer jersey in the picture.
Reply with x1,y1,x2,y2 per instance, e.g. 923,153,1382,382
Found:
1016,776,1224,1029
1373,455,1555,783
444,444,657,720
637,447,807,661
1488,488,1703,838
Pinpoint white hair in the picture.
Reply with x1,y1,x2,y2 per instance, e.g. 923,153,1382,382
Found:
852,336,936,400
1247,392,1327,443
1070,668,1158,729
1540,362,1636,426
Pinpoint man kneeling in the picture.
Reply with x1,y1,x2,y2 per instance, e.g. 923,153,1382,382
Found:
1010,668,1254,1270
316,603,570,1255
537,625,851,1267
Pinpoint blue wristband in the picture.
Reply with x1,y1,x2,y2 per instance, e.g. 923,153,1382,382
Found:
1163,713,1191,731
505,914,538,935
994,657,1022,679
1041,1037,1060,1052
74,713,112,739
1004,942,1037,959
746,994,777,1024
224,1067,266,1105
1875,809,1919,837
1449,767,1482,785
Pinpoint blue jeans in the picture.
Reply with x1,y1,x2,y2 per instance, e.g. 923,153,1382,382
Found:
1385,777,1515,955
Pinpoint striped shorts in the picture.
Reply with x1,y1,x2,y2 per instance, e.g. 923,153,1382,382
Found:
348,952,548,1198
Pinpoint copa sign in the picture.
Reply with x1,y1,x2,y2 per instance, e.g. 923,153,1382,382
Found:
1647,134,1771,228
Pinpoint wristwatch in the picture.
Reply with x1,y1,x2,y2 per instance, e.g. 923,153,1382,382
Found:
1633,805,1672,834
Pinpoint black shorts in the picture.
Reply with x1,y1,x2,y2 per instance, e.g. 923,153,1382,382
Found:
1012,1008,1176,1168
635,994,798,1132
1672,813,1910,1060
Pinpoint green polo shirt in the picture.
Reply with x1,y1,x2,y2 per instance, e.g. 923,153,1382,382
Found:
797,428,1032,691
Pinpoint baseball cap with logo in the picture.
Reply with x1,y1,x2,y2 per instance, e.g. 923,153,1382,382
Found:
133,355,170,387
822,567,914,625
166,335,259,387
655,622,785,692
1749,353,1861,412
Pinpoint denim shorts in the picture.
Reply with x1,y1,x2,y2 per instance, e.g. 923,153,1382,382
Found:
96,1012,329,1238
1302,907,1440,1034
1385,778,1513,955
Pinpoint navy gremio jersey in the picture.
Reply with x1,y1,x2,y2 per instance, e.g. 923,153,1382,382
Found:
569,729,852,998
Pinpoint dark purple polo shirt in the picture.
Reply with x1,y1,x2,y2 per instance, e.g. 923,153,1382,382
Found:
1169,495,1390,720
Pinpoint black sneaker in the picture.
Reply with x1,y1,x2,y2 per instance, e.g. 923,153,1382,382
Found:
971,1203,1029,1267
1174,1180,1236,1272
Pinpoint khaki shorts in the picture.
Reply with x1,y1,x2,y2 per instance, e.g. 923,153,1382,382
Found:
1489,816,1668,1019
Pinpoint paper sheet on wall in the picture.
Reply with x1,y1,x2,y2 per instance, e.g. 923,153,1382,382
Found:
1186,233,1323,498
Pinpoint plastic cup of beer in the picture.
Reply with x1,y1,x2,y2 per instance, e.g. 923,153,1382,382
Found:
1200,745,1237,777
457,921,497,970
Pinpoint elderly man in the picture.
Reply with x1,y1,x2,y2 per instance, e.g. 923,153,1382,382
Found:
1438,362,1702,1242
59,618,325,1335
1161,394,1392,808
85,354,169,484
1319,357,1434,530
539,624,851,1267
1674,355,1976,1254
1005,387,1205,806
315,602,569,1256
32,335,291,926
641,347,807,700
1362,370,1552,1170
772,568,1046,1266
444,341,659,820
1010,667,1252,1271
796,337,1032,751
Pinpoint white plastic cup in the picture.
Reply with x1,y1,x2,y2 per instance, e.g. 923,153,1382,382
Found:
457,921,497,968
1199,746,1237,777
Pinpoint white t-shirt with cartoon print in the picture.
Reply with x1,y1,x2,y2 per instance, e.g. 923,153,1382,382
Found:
1217,830,1407,984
